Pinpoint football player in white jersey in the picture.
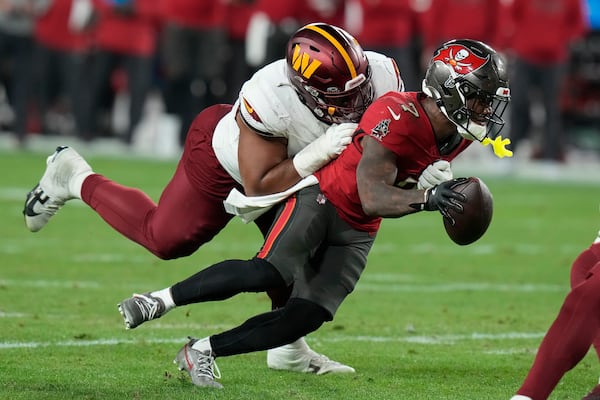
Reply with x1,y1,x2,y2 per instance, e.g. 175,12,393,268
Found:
23,23,404,374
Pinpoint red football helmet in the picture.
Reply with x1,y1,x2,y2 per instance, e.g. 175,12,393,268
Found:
285,23,374,124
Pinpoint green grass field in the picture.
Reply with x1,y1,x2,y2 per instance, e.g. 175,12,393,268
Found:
1,148,600,399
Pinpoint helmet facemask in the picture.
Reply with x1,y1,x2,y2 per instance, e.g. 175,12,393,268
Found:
306,66,374,124
448,79,510,141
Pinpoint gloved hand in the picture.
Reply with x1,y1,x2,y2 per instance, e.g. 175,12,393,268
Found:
321,123,357,157
417,160,453,190
293,123,357,177
410,178,467,221
424,178,468,222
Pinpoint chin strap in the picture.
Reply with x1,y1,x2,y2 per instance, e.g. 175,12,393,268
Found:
481,135,513,158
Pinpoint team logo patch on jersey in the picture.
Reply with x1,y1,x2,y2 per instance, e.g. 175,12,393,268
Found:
371,119,390,141
433,44,487,75
316,193,327,205
242,97,262,122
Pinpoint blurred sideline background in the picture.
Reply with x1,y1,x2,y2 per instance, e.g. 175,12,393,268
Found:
0,0,599,183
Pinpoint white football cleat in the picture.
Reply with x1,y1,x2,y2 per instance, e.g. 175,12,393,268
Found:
23,146,93,232
174,337,223,389
267,337,355,375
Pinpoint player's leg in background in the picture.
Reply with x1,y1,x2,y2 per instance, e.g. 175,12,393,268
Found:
515,260,600,399
123,53,154,145
81,104,235,260
538,63,566,161
570,243,600,359
210,297,331,357
508,58,534,157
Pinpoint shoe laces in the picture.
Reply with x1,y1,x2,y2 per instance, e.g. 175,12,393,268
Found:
194,349,221,380
308,350,334,365
133,294,162,321
32,187,64,215
42,201,62,216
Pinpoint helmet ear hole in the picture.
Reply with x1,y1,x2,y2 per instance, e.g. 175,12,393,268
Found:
424,61,463,112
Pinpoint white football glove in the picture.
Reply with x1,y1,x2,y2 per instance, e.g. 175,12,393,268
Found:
293,123,357,177
417,160,453,190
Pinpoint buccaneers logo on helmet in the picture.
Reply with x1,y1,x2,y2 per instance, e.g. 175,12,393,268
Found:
432,44,488,76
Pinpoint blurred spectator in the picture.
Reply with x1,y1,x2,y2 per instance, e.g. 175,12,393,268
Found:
559,0,600,151
245,0,346,69
419,0,505,68
350,0,422,91
33,0,93,139
158,0,228,146
224,0,257,104
590,0,600,29
0,0,38,145
506,0,588,162
81,0,160,144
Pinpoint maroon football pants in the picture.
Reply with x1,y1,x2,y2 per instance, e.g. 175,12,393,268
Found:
516,242,600,399
80,103,291,307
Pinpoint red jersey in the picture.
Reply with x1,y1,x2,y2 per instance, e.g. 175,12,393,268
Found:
225,2,254,40
92,0,161,56
35,0,92,52
160,0,226,28
420,0,503,50
253,0,346,26
354,0,418,47
315,91,471,232
508,0,587,64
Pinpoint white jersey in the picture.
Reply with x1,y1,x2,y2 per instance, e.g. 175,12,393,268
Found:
212,51,403,184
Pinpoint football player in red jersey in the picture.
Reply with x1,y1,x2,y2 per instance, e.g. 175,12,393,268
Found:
117,39,511,388
23,23,403,375
511,231,600,400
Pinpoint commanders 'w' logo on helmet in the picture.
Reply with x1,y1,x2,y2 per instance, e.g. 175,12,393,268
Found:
290,45,322,79
285,22,374,125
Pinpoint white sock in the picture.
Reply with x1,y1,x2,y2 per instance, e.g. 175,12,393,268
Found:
191,337,212,353
277,337,309,352
510,395,532,400
70,171,94,199
151,288,176,310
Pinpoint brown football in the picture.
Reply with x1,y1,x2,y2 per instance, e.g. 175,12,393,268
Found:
443,177,493,245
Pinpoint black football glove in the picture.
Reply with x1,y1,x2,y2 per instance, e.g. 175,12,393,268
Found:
411,178,468,222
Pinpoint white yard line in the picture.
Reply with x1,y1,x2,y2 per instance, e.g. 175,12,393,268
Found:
0,331,547,350
0,279,101,288
326,332,546,344
356,282,567,292
0,311,26,317
0,277,567,292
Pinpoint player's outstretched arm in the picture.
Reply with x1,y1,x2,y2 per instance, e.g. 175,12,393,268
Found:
357,136,427,218
237,113,355,196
